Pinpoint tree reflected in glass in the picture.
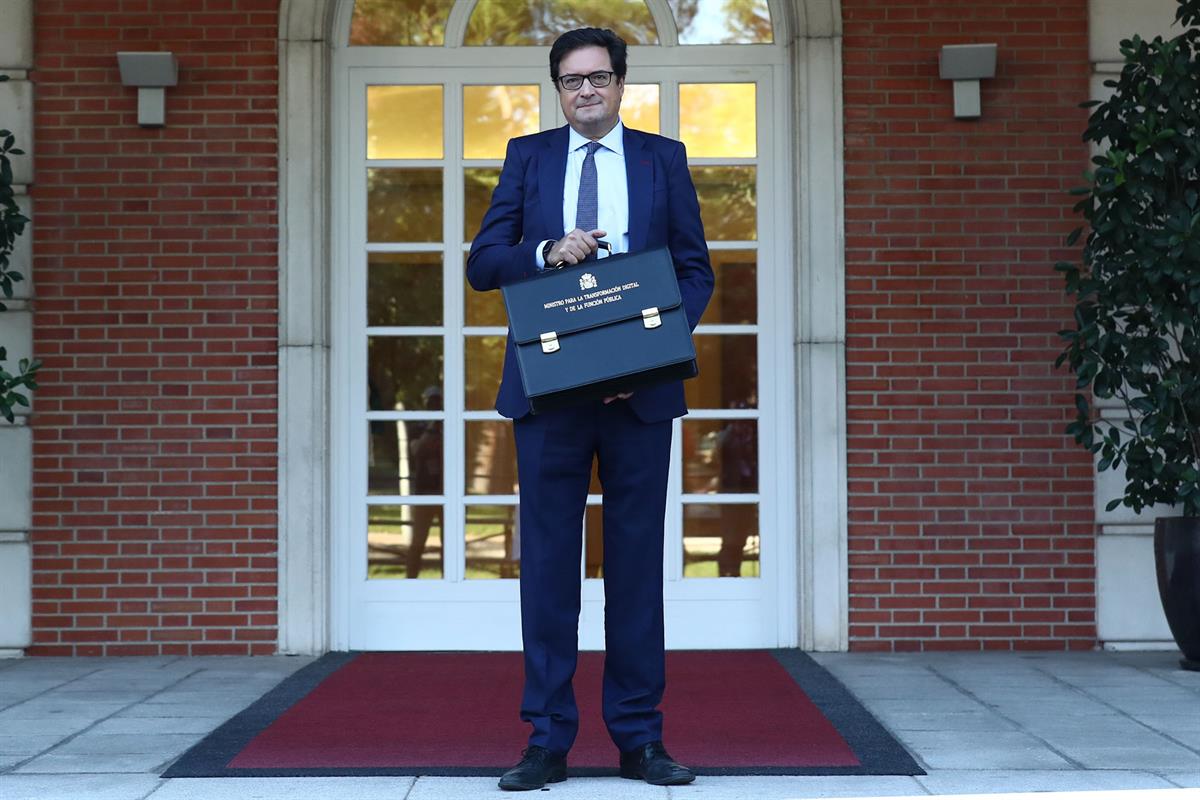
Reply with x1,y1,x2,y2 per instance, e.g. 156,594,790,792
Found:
465,0,659,45
350,0,454,45
691,166,756,241
668,0,772,44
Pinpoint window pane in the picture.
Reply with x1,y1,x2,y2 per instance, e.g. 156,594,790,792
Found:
705,249,756,324
367,168,443,243
682,419,757,494
367,86,443,159
465,278,509,328
369,421,443,496
368,336,444,411
464,168,501,242
668,0,773,44
368,503,443,579
465,421,519,496
680,84,755,157
464,85,540,160
350,0,453,45
685,334,757,409
466,505,520,579
465,335,505,410
368,252,443,327
691,166,755,241
465,0,659,45
683,504,759,578
622,84,660,135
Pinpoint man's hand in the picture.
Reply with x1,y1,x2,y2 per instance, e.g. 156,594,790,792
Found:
548,228,606,266
603,392,634,404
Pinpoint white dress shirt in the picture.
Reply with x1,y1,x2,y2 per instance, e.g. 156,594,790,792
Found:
536,120,629,267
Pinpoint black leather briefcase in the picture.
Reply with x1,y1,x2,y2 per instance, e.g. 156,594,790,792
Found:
501,247,698,414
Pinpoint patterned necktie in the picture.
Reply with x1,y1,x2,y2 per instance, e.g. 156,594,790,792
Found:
576,141,601,259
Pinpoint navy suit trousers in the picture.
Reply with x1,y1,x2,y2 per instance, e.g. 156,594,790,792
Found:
512,399,672,755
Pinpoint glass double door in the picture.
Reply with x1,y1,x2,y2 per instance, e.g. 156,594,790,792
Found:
337,65,783,650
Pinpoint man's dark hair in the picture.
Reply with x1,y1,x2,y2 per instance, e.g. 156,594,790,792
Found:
549,28,628,82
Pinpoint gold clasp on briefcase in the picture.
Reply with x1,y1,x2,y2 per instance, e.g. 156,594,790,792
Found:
642,307,661,329
540,331,560,354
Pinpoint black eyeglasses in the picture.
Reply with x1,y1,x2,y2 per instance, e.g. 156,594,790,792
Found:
555,71,615,91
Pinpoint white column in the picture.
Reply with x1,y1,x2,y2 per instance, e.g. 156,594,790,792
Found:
0,0,35,658
1087,0,1181,650
277,3,335,655
794,0,847,650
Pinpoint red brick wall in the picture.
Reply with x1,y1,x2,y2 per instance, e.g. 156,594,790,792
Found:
842,0,1097,650
29,2,280,656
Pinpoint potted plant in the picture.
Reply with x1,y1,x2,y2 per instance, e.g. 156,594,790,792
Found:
1056,0,1200,669
0,74,39,422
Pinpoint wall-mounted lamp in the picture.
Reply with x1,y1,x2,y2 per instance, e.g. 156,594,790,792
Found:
939,44,997,119
117,51,178,127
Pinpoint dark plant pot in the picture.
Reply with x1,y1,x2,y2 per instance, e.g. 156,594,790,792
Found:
1154,516,1200,671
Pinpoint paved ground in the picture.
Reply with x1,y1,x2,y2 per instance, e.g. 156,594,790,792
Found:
0,650,1198,799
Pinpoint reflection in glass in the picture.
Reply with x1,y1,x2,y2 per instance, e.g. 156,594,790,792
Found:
668,0,773,44
466,505,520,579
465,421,519,496
680,84,756,158
682,419,757,494
465,335,506,410
368,336,444,411
367,168,443,242
690,166,756,241
368,503,444,579
705,250,756,324
464,168,501,242
683,504,759,578
585,505,603,578
465,0,659,45
369,421,444,496
464,85,540,159
368,252,443,327
622,84,660,134
350,0,453,45
685,334,757,409
367,86,443,159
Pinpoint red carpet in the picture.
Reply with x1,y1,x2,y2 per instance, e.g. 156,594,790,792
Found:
163,650,924,776
233,651,853,768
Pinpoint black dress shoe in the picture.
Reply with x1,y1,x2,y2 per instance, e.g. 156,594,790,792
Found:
618,740,696,786
498,745,568,791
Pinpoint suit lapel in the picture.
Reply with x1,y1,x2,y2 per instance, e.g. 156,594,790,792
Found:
624,127,652,253
538,126,569,237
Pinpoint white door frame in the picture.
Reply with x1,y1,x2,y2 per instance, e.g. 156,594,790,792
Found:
275,0,847,654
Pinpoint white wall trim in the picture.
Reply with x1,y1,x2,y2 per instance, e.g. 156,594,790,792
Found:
791,18,846,650
1086,0,1178,651
277,6,334,655
0,0,33,658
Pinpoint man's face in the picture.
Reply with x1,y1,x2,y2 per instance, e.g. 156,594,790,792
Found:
557,45,624,138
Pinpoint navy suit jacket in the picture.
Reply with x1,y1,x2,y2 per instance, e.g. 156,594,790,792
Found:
467,124,714,422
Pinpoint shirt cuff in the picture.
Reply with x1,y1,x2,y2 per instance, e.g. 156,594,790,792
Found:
535,239,552,270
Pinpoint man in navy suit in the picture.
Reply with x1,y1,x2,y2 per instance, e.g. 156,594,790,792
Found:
467,27,713,791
